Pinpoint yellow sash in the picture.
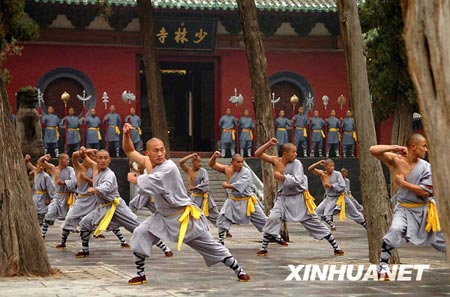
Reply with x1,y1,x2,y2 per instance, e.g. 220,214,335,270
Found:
109,125,120,135
67,192,75,207
88,127,102,140
93,198,120,237
68,128,81,141
192,192,209,217
303,190,317,215
46,126,60,140
242,128,253,140
399,202,441,232
353,131,357,141
178,205,201,251
277,128,287,131
230,196,257,217
296,127,308,137
133,126,142,135
35,190,47,194
336,192,346,221
313,129,325,138
223,128,236,141
329,128,341,141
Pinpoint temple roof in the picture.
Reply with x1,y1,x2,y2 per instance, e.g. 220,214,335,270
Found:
33,0,338,12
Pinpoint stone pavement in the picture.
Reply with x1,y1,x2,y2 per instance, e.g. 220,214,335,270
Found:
1,210,449,297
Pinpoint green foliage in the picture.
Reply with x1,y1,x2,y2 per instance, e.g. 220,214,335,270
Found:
359,0,417,122
0,0,39,67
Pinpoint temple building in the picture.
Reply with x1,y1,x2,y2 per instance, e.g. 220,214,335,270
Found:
5,0,393,152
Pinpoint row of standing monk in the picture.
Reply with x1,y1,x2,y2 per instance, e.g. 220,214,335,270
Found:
219,107,357,159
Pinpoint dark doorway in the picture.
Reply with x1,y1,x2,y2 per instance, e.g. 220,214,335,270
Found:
140,61,215,151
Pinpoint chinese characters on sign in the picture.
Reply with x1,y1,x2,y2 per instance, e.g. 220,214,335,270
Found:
154,18,217,51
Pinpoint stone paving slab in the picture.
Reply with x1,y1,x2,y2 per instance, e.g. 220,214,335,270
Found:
1,211,449,296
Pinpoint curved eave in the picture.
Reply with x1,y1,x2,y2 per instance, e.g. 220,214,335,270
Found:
32,0,337,13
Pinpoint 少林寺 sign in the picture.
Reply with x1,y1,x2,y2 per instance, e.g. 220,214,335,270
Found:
154,18,217,51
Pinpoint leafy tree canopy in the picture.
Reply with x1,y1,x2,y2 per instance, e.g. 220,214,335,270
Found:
359,0,417,122
0,0,39,75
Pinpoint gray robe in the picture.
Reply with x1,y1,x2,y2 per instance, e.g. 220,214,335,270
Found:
262,160,329,240
132,160,231,266
32,171,55,215
134,160,209,243
45,166,77,221
315,170,365,224
124,114,142,145
342,117,355,145
191,167,218,214
85,115,101,144
218,167,266,229
42,113,61,144
326,117,340,144
293,114,309,144
344,177,363,212
62,168,97,230
79,167,139,233
275,117,291,145
384,159,444,249
219,115,236,143
238,116,254,147
311,116,325,142
63,115,81,145
104,112,122,142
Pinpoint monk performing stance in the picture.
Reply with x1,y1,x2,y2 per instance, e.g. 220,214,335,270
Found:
370,134,446,280
255,138,344,256
122,123,250,285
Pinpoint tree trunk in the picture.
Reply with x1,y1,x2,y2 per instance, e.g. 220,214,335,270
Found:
401,0,450,265
236,0,282,238
137,0,170,155
337,0,399,264
390,99,413,196
0,76,52,276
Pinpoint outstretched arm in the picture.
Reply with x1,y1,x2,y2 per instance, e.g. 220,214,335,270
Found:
308,160,325,176
369,144,407,167
254,137,279,165
208,151,227,173
122,123,152,173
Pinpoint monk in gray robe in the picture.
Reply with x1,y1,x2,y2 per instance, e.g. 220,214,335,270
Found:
326,109,340,157
219,107,237,157
40,153,77,238
309,159,366,231
83,108,102,150
311,110,325,157
255,138,344,256
123,123,250,285
103,105,122,157
25,154,55,226
275,110,291,156
209,151,268,245
341,168,364,213
74,149,153,258
342,110,356,157
179,153,220,226
370,134,446,281
61,107,82,156
238,109,255,157
293,106,309,157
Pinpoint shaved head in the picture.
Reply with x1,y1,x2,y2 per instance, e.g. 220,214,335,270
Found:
146,137,164,150
406,134,426,148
